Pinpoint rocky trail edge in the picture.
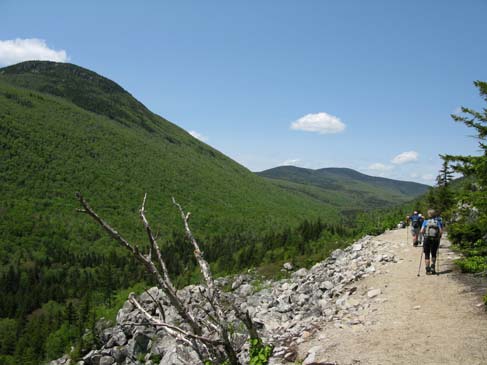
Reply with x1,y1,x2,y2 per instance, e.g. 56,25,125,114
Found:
297,228,487,365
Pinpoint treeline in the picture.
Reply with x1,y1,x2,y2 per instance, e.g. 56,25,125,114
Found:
424,81,487,277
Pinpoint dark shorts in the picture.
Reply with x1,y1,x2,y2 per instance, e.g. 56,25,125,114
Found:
411,227,420,236
423,237,440,260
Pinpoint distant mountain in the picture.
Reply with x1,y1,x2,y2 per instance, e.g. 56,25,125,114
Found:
257,166,430,214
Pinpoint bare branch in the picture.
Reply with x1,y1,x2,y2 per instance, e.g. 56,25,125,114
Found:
143,288,166,322
77,192,262,365
129,294,222,346
76,192,139,255
76,192,203,336
139,193,176,294
233,305,260,340
172,197,217,298
172,197,240,365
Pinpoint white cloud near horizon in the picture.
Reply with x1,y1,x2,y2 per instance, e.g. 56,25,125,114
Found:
0,38,69,66
189,130,208,142
367,163,394,172
282,158,301,166
291,112,346,134
391,151,419,165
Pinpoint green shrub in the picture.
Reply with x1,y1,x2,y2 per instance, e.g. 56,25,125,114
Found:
249,338,273,365
455,256,487,273
448,222,484,248
150,353,162,363
45,323,78,360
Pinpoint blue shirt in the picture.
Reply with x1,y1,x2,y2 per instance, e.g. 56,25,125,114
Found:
421,218,443,230
409,214,421,223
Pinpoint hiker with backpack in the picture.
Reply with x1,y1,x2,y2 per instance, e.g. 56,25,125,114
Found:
420,209,443,275
417,213,425,245
406,211,422,246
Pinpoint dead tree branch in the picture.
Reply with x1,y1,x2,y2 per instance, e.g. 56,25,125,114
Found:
172,198,239,364
76,192,203,336
128,294,222,347
77,192,265,365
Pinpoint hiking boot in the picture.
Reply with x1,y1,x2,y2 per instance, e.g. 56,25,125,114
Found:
413,241,418,247
426,266,431,274
430,264,436,275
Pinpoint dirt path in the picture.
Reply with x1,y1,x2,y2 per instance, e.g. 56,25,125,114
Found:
297,228,487,365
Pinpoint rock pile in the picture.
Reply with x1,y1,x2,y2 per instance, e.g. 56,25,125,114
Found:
50,235,399,365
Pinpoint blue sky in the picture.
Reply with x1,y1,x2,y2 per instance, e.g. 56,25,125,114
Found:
2,1,486,184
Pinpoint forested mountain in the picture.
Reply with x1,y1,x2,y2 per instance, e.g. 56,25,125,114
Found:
0,61,340,236
0,61,413,364
258,166,429,214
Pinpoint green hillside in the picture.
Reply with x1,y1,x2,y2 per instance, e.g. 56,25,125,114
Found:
0,62,339,247
258,166,430,214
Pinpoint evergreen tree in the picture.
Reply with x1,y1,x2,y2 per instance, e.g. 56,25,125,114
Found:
437,158,455,187
65,302,77,325
444,81,487,251
427,158,455,218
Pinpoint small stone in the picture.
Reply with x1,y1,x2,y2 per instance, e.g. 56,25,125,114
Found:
283,351,297,362
352,243,363,251
320,281,334,291
99,356,115,365
303,351,316,365
283,262,294,271
413,305,421,310
367,289,381,298
239,284,253,296
365,266,376,273
293,268,308,278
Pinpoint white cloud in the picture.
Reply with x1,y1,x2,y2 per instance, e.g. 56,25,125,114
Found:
368,163,393,172
391,151,419,165
282,158,301,166
0,38,69,66
291,112,346,134
189,130,208,142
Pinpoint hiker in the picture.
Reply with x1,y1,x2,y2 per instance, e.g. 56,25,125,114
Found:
418,213,425,245
421,209,443,275
406,211,422,246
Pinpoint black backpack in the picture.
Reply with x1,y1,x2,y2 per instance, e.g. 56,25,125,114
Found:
425,218,440,239
411,215,420,228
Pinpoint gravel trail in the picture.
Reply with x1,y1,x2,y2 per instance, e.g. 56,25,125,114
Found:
298,228,487,365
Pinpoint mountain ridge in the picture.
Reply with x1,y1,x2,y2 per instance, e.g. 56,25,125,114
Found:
0,60,178,134
257,165,429,212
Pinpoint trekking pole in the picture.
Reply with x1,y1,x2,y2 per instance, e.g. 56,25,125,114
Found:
436,242,440,276
417,249,424,277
